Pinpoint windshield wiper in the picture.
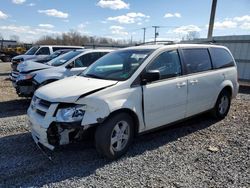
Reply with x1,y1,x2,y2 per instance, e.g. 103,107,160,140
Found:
84,74,104,79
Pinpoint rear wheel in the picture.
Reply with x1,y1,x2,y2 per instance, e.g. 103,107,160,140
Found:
212,90,231,119
95,113,134,159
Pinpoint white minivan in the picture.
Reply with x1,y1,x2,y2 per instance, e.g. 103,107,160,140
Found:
27,44,239,159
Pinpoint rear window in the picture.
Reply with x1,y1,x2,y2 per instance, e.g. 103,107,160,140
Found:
210,48,235,69
52,47,82,51
182,49,212,74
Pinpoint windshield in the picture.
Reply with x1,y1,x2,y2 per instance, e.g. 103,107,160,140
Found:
25,46,39,55
82,49,153,81
49,50,82,66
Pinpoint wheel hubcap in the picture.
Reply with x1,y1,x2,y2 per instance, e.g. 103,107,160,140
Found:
219,96,229,115
111,120,130,152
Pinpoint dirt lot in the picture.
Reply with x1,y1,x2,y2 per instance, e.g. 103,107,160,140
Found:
0,63,249,187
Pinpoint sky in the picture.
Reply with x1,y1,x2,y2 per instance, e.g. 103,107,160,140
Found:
0,0,249,43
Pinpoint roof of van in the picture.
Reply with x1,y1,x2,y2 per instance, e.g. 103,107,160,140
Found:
34,45,84,48
123,43,226,51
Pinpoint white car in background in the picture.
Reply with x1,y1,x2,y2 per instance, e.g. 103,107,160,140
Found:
15,49,112,96
28,44,239,159
11,45,84,71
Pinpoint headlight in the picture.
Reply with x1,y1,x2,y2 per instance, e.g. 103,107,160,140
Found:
17,73,35,81
56,105,85,123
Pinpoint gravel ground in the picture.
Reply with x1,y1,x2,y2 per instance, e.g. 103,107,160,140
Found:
0,63,249,187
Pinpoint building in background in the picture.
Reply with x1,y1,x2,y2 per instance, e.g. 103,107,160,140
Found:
0,40,17,49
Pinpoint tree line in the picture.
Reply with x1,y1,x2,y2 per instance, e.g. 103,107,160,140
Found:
36,30,133,46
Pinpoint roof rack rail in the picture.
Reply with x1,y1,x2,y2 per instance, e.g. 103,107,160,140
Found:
136,40,175,46
178,40,215,45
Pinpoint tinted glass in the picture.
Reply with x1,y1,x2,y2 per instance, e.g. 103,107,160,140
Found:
210,48,235,69
147,50,181,79
183,49,212,74
82,49,153,81
25,46,39,55
79,52,104,67
52,47,81,51
36,47,50,55
74,57,84,67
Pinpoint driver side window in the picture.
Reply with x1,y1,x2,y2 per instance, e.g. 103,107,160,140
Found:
147,50,181,80
74,57,84,67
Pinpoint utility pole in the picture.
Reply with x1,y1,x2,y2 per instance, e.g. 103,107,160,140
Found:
142,27,146,43
207,0,217,40
152,26,160,43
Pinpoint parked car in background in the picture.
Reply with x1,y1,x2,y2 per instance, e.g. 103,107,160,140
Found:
27,44,239,159
10,49,73,82
11,45,84,71
14,49,112,96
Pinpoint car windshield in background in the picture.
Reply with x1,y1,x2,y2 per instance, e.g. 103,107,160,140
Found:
50,50,82,66
25,46,39,55
82,49,153,81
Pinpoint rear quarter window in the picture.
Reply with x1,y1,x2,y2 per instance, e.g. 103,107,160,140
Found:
182,48,212,74
210,48,235,69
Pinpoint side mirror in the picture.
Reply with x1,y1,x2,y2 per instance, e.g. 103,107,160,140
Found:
141,70,160,85
66,62,74,69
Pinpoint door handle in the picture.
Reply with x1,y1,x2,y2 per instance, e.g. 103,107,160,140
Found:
189,79,198,84
177,82,186,88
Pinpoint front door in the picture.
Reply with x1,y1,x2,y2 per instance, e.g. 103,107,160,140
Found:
143,50,188,130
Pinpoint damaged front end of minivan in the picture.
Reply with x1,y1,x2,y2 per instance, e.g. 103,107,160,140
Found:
28,95,111,150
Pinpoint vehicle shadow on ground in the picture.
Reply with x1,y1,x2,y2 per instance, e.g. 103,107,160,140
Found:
0,113,219,187
0,99,30,118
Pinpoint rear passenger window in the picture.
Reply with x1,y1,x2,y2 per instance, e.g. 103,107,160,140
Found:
147,50,181,79
210,48,235,69
182,49,212,74
36,47,50,55
78,52,102,67
52,47,63,51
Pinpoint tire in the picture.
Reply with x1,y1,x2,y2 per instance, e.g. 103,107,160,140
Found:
95,113,134,159
212,90,231,119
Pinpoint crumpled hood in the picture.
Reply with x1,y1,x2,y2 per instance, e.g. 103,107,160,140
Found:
17,61,52,73
13,54,37,61
35,76,118,103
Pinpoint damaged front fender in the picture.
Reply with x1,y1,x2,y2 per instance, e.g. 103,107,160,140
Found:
77,97,111,125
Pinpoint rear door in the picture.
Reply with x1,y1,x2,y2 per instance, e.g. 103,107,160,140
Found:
143,50,188,129
181,48,223,117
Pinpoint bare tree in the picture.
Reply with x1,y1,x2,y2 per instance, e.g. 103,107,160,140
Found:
36,31,132,46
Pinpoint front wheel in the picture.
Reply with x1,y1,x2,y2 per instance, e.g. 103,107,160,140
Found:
95,113,134,159
212,90,231,119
